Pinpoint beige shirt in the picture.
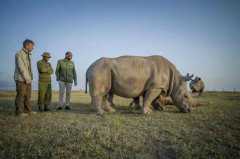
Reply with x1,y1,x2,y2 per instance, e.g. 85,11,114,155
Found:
14,48,33,83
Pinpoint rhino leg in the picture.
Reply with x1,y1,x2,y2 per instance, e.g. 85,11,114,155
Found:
143,89,162,114
129,97,141,110
107,93,115,107
102,95,116,113
92,95,104,115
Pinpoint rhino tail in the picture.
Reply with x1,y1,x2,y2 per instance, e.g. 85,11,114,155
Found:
85,75,88,94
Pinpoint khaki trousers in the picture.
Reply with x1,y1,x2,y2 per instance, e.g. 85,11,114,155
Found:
58,81,72,107
15,81,32,115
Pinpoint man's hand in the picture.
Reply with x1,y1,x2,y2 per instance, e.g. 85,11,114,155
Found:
25,80,32,84
23,77,31,84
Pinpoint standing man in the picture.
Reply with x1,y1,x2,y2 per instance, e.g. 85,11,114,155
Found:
14,39,35,116
55,51,77,110
37,52,53,112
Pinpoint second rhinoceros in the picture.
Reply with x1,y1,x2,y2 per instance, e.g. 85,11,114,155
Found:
190,77,205,96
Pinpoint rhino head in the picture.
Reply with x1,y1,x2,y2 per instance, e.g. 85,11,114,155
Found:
190,76,204,92
171,77,193,113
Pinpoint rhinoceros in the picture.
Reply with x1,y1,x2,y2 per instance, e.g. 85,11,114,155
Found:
189,77,205,96
85,55,193,115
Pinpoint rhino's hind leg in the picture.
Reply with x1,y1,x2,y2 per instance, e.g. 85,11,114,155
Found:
102,95,116,113
107,93,115,107
143,89,162,114
92,95,104,115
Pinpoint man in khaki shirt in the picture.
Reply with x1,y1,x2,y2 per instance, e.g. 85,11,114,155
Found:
14,39,35,116
37,52,53,111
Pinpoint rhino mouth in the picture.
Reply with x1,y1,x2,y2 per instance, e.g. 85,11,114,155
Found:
179,106,191,113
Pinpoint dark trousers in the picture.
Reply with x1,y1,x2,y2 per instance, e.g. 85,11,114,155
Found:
15,81,32,115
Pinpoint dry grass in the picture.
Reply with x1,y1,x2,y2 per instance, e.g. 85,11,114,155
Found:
0,91,240,159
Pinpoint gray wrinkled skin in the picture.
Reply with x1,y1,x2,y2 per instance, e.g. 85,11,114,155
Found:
86,55,192,115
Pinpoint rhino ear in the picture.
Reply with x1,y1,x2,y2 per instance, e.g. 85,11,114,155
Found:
183,73,194,81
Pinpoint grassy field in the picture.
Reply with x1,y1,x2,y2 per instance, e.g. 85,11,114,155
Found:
0,91,240,159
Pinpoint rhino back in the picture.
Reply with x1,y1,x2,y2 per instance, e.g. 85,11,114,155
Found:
110,55,180,97
110,56,153,97
87,55,183,99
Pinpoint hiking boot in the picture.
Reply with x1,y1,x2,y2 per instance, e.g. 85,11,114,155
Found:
44,108,50,111
44,106,50,111
57,107,63,110
65,106,71,110
38,106,43,112
30,111,37,114
18,113,28,117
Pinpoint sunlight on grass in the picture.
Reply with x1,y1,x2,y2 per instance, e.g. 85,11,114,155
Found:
0,91,240,159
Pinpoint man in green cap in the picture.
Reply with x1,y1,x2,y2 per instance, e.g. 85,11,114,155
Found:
37,52,53,111
55,51,77,110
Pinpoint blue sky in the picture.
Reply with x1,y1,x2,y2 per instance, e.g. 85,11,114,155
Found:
0,0,239,91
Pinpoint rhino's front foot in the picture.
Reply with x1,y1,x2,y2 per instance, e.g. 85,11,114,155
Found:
107,107,116,113
142,107,152,114
103,105,116,113
96,109,104,116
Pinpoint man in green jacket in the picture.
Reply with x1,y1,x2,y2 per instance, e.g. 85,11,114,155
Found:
37,52,53,111
55,51,77,110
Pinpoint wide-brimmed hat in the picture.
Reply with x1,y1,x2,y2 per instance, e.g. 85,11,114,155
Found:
42,52,51,58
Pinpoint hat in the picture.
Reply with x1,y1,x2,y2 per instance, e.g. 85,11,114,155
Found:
42,52,51,58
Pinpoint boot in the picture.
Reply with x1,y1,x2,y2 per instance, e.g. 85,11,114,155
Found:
65,105,71,110
44,105,50,111
38,106,43,112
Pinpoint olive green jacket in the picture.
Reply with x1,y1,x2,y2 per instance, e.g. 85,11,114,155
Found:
37,60,53,83
55,59,77,84
14,48,33,83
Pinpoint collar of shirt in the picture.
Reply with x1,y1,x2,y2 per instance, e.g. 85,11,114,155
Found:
22,48,32,55
41,59,49,64
63,58,72,62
